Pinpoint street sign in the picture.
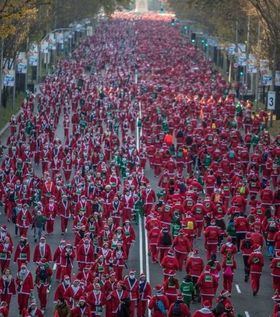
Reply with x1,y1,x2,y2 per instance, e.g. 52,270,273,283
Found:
267,91,276,110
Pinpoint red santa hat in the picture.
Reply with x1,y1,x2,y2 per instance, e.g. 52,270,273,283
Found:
203,300,211,308
177,294,183,301
272,294,280,302
140,273,146,278
79,296,86,302
155,284,163,292
167,249,175,256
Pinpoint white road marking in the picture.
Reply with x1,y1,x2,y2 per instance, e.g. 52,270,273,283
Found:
53,263,57,271
235,284,241,293
245,311,250,317
139,216,144,275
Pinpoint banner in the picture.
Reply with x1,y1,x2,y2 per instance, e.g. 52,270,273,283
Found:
3,69,15,87
260,59,270,75
17,52,27,74
275,71,280,86
28,43,39,66
262,71,273,86
247,54,258,74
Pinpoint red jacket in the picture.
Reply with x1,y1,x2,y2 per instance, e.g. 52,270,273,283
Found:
76,244,94,265
33,243,52,263
192,308,215,317
186,255,204,278
197,272,218,297
16,270,34,295
71,305,91,317
0,275,16,295
123,276,139,301
148,294,169,317
271,258,280,277
168,301,191,317
248,251,264,274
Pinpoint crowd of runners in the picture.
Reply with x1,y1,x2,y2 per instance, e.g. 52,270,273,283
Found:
0,12,279,317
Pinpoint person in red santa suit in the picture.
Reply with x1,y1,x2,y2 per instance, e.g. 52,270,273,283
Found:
76,265,94,289
87,282,105,317
71,296,91,317
234,212,249,252
157,227,173,263
111,281,130,317
77,238,94,271
142,183,156,216
248,245,264,296
0,268,16,311
44,196,57,234
121,189,135,221
220,237,237,261
163,275,180,305
61,242,75,277
104,272,117,317
53,239,65,282
122,219,136,256
75,195,91,217
16,202,32,236
22,300,44,317
0,235,13,273
272,293,280,317
160,204,173,228
123,270,139,317
192,300,215,317
0,301,8,317
148,284,169,317
137,273,151,317
270,251,280,293
148,224,161,263
16,263,34,315
221,253,236,295
13,235,30,271
168,293,191,317
63,153,72,182
186,250,204,301
172,230,191,271
41,175,56,203
58,193,71,234
204,219,220,260
112,243,127,281
64,278,83,309
161,249,179,280
192,201,206,238
196,266,218,307
33,236,52,264
54,274,70,303
35,259,52,311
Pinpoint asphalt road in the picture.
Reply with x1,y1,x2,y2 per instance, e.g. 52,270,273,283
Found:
0,15,274,317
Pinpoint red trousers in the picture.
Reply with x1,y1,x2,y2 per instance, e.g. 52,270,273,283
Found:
137,300,148,317
149,244,158,262
200,294,214,307
223,274,234,293
18,293,30,313
129,300,137,317
46,219,54,233
1,294,12,307
55,265,62,281
250,272,261,293
37,284,48,309
60,217,69,233
175,251,186,271
18,227,28,236
0,259,10,273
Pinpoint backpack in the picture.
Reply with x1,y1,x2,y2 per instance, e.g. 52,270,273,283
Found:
161,232,172,246
156,299,166,313
172,302,182,316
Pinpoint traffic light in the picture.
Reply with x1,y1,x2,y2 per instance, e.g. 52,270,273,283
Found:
240,70,244,77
